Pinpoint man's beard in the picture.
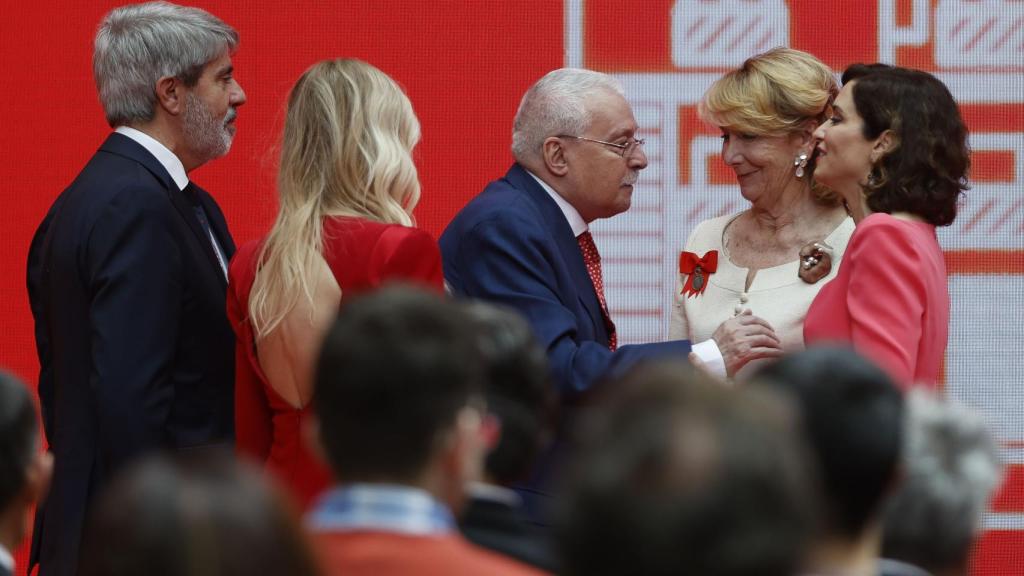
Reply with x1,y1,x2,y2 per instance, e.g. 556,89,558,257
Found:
182,92,236,163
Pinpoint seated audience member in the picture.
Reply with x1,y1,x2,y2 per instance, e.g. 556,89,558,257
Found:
755,347,904,576
0,372,52,576
78,455,318,576
307,287,546,576
878,390,1003,576
560,361,813,576
460,303,558,572
228,58,443,508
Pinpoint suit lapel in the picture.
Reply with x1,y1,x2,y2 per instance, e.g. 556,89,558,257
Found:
170,183,228,286
193,182,236,258
100,133,229,284
507,165,607,340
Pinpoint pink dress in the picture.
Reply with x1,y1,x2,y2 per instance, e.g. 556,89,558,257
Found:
804,213,949,388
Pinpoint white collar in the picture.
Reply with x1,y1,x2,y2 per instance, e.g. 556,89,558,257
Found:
466,482,522,506
0,542,13,573
115,126,189,191
525,169,588,237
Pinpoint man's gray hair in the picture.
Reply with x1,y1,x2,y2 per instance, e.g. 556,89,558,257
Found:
511,68,625,164
881,389,1003,572
94,1,239,128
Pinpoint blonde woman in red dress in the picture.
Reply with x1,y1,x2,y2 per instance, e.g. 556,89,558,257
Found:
805,64,969,387
227,59,444,507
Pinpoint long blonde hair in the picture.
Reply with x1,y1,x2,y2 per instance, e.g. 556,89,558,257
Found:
249,59,421,339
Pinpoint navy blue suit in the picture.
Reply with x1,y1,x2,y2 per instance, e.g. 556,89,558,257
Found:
26,133,236,576
441,164,691,397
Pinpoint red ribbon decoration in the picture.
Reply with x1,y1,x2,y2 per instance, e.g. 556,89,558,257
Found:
679,250,719,298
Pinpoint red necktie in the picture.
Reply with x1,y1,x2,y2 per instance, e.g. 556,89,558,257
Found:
577,231,617,351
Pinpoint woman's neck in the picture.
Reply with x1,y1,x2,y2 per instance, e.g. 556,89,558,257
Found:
747,191,844,241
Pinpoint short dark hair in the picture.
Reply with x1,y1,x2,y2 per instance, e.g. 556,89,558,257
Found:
314,286,484,482
560,361,813,576
463,302,555,485
80,455,318,576
841,63,969,226
755,346,903,538
0,371,38,511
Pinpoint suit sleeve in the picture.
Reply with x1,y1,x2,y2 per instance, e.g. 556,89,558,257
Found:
450,211,688,396
26,209,56,441
85,187,181,471
369,226,446,293
844,221,926,386
226,251,273,462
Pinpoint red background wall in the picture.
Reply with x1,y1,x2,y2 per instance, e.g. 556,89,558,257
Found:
1,1,1020,574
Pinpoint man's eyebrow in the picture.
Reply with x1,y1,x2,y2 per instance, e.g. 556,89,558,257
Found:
608,127,633,139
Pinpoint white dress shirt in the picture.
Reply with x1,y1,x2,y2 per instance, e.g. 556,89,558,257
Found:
0,542,14,575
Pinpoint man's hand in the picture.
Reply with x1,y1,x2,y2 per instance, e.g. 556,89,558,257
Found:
712,310,784,376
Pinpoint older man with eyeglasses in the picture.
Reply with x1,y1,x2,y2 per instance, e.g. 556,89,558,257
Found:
440,68,773,525
441,68,750,397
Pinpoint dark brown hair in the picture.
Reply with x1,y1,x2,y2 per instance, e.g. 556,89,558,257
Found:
842,64,969,226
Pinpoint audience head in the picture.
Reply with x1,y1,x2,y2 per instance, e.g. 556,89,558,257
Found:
79,455,317,576
813,64,969,225
463,302,555,486
0,371,51,549
250,58,421,338
314,286,486,505
560,361,813,576
700,47,839,205
882,390,1003,575
94,2,245,166
755,346,903,540
512,68,647,223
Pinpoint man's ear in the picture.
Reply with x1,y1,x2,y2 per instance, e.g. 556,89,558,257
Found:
542,136,570,177
155,75,185,116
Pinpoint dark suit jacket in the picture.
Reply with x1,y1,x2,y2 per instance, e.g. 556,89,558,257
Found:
26,133,236,576
460,493,557,573
440,163,691,397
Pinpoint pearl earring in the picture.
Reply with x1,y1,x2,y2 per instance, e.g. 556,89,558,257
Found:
794,152,809,178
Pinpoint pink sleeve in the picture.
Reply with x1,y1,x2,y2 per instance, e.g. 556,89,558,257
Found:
844,220,926,387
368,226,446,293
227,246,273,462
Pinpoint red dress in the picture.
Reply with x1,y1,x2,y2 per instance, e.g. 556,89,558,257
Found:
804,213,949,388
227,217,446,507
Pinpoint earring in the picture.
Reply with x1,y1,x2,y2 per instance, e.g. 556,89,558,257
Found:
794,152,809,178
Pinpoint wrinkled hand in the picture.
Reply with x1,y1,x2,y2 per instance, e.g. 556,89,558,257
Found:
712,310,784,376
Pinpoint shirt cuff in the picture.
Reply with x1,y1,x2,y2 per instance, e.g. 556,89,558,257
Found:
691,339,726,377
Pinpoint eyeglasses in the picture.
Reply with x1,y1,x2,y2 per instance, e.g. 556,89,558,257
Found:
558,135,646,157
